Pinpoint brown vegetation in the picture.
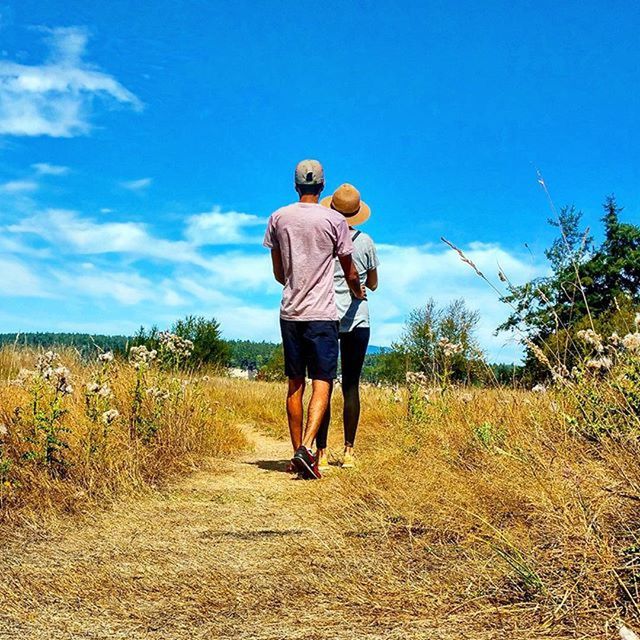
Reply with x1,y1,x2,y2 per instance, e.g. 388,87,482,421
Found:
1,347,639,638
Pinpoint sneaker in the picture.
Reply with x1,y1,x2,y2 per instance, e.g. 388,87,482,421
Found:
317,452,330,472
292,446,322,480
341,452,355,469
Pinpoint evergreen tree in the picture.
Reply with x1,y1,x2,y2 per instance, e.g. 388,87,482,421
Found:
500,196,640,380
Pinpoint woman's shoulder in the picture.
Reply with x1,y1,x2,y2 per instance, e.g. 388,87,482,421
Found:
354,230,376,250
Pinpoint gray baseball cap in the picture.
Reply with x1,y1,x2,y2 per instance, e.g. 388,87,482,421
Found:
294,159,324,186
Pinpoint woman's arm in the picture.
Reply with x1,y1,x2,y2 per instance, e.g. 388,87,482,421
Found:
365,268,378,291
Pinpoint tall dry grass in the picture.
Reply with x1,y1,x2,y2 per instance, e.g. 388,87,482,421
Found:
210,374,640,636
2,340,639,636
0,346,247,526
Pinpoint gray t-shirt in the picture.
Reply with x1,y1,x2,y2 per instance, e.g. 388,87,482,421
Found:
334,230,379,332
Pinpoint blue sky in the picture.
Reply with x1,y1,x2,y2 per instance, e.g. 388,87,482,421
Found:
0,0,639,362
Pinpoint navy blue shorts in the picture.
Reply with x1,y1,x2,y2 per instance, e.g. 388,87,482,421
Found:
280,319,339,381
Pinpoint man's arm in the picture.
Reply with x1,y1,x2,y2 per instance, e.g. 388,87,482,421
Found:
365,268,378,291
338,254,365,299
271,248,285,285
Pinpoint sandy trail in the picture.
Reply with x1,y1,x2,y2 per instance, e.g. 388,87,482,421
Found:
0,427,551,639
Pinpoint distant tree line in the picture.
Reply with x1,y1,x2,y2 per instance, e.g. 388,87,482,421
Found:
0,322,278,371
0,332,130,357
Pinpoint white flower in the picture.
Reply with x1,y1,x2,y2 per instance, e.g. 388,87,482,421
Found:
532,384,547,393
609,332,622,348
0,424,7,437
101,409,120,425
406,371,428,386
576,329,604,352
586,357,613,372
36,350,60,374
129,346,158,369
159,331,194,360
438,337,463,357
86,382,101,394
635,313,640,329
146,386,170,401
97,384,112,398
98,351,114,363
622,332,640,353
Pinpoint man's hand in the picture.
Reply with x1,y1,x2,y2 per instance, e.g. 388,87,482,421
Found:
338,254,365,300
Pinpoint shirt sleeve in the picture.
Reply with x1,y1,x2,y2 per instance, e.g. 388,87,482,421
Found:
262,215,278,249
366,236,380,270
334,217,354,257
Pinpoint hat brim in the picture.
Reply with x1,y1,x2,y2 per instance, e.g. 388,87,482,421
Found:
320,196,371,226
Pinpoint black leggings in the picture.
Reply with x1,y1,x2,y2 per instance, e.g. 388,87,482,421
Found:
316,327,370,449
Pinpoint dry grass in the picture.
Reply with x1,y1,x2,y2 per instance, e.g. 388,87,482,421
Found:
1,347,639,638
206,379,640,638
0,346,247,526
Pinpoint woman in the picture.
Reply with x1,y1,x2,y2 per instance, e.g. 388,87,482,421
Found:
315,183,379,470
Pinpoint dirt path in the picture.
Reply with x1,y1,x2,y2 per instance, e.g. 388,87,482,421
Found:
0,427,546,640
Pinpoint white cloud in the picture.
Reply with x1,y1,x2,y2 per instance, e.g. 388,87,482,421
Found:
0,26,142,137
185,208,267,245
0,179,38,193
199,252,276,290
52,267,153,305
121,177,152,191
175,278,240,305
32,162,70,175
0,256,47,296
214,304,280,341
367,241,546,361
8,208,205,265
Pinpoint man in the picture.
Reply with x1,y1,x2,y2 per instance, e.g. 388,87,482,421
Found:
263,159,364,479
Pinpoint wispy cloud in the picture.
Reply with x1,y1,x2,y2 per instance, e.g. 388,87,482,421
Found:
368,241,546,360
0,26,142,137
0,179,38,193
7,208,204,265
121,177,152,191
0,256,47,297
52,266,155,305
31,162,70,175
185,208,267,245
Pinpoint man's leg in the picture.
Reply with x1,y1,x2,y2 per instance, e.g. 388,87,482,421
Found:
302,379,333,449
302,321,339,449
314,385,332,455
286,377,305,451
291,321,338,479
280,319,306,453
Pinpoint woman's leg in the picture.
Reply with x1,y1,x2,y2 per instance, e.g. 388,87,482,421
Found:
315,386,331,452
340,327,370,449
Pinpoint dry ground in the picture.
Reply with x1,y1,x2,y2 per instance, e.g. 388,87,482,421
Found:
0,425,573,640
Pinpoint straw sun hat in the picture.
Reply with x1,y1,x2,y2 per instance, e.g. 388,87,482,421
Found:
320,183,371,226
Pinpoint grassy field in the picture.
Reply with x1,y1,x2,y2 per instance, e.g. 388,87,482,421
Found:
0,346,246,525
207,377,640,637
0,347,639,638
